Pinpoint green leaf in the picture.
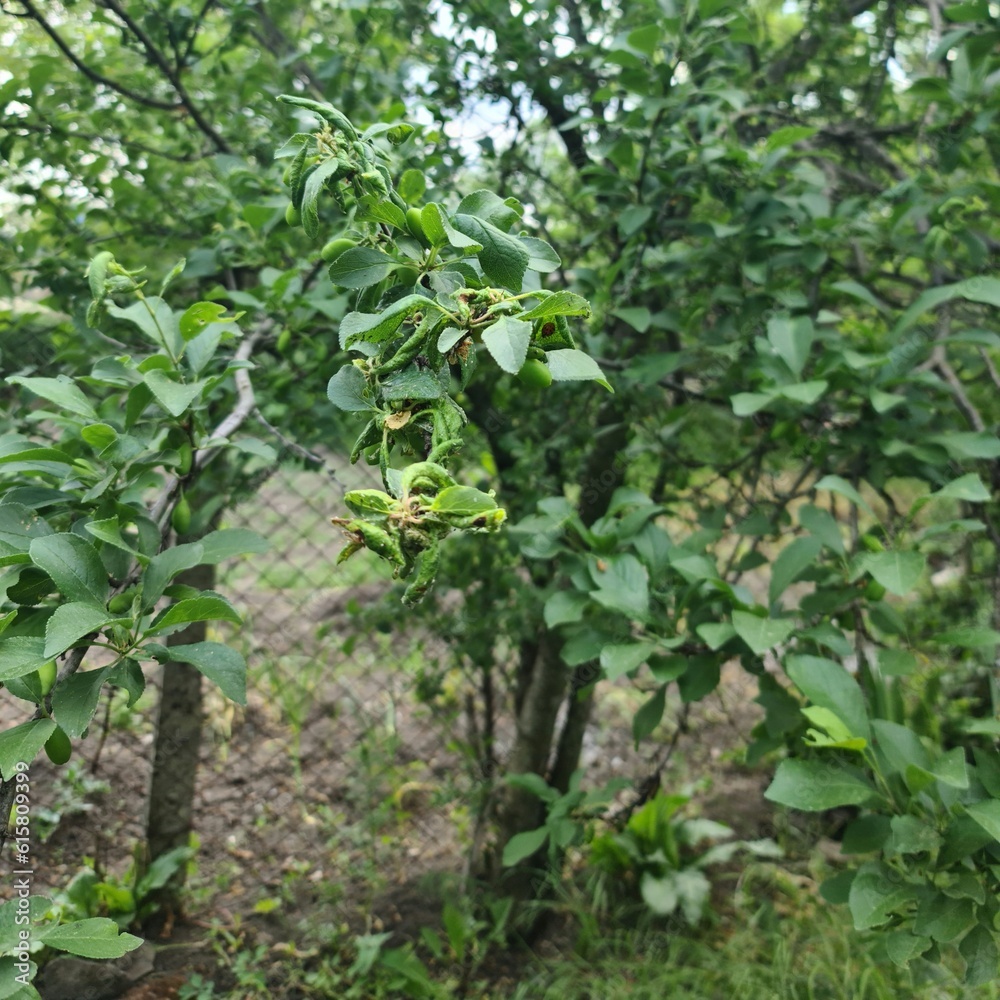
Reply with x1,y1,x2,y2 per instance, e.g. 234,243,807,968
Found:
420,204,482,251
6,375,97,419
777,381,828,405
179,302,237,342
732,611,795,655
934,627,1000,649
965,801,1000,843
633,685,667,745
357,197,408,230
930,474,990,503
914,892,977,943
889,815,942,855
866,551,926,596
885,931,933,969
502,826,549,866
143,370,204,418
543,592,589,628
842,815,892,854
106,297,181,355
611,307,651,333
848,862,922,929
813,475,876,518
960,925,999,987
168,642,247,704
696,623,736,650
482,316,532,374
0,637,51,682
545,349,613,391
519,291,591,322
928,432,1000,460
398,169,425,204
600,641,658,681
877,648,919,676
328,247,399,289
798,505,844,555
871,719,931,774
147,595,242,636
452,215,529,290
518,236,561,272
39,919,143,959
44,603,118,658
591,553,649,619
785,654,870,740
766,126,818,151
731,391,777,416
338,295,427,348
198,529,268,563
0,502,54,564
0,719,56,780
765,759,876,811
455,189,521,228
429,486,498,517
769,536,822,603
327,365,378,412
143,543,205,607
895,277,1000,335
52,666,112,739
29,534,109,605
767,314,814,376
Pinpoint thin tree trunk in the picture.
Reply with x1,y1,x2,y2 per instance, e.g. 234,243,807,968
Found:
141,560,212,933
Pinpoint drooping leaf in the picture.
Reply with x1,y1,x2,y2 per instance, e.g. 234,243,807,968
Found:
482,316,532,374
52,666,112,739
44,603,118,658
732,611,795,655
765,759,877,811
167,641,247,704
29,533,109,606
39,919,143,959
0,719,57,780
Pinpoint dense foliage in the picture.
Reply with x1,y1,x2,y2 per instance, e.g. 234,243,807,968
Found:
2,0,999,993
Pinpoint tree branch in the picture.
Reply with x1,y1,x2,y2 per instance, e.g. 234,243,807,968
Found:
1,118,210,163
96,0,232,154
15,0,180,111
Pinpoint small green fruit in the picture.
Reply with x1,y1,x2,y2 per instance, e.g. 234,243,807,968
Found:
321,237,357,263
45,727,72,766
171,493,192,535
406,207,430,246
276,328,292,353
108,588,136,615
177,441,193,476
516,358,553,389
37,661,57,697
285,203,301,227
394,266,420,287
864,580,887,601
860,534,885,553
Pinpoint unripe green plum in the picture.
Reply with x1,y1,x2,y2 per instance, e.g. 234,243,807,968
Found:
321,237,357,263
171,493,192,535
406,208,430,247
285,204,301,227
516,358,553,389
45,726,72,766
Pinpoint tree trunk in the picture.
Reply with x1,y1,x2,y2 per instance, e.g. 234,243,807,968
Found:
141,560,212,934
494,399,630,909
